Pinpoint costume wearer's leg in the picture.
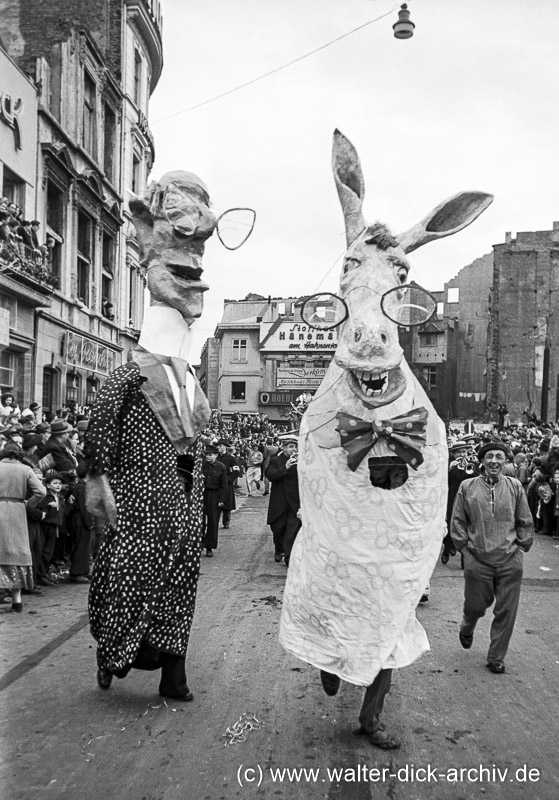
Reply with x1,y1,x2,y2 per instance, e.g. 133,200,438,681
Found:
487,551,523,664
282,511,302,563
70,521,92,577
159,653,188,697
460,552,495,637
270,512,288,556
203,491,219,550
358,669,393,733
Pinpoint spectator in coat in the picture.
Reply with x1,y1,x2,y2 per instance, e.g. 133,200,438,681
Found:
0,442,46,610
216,440,239,529
202,445,228,557
265,434,301,567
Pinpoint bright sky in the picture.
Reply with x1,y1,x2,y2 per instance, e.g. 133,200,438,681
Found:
149,0,559,361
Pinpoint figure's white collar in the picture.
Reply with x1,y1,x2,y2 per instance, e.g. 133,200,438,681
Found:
138,306,192,360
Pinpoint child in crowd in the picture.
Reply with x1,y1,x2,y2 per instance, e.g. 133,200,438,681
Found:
37,473,66,586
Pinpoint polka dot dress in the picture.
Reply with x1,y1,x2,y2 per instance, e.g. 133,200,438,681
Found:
85,362,204,674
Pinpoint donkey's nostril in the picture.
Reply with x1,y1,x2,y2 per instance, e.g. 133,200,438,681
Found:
354,329,362,342
381,333,387,344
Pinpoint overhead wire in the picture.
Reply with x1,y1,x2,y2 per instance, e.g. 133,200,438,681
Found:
152,2,403,125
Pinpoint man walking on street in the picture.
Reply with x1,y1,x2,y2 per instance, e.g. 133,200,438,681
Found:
265,434,301,566
216,439,239,529
450,441,533,674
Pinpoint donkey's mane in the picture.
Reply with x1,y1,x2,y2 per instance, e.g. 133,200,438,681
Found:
364,222,398,251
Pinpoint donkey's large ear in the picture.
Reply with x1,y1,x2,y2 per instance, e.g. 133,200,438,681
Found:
397,191,493,254
332,129,366,246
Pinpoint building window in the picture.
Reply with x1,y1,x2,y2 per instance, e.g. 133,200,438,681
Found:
86,377,99,406
231,338,247,362
101,275,115,320
46,180,65,282
421,365,437,390
82,70,96,155
447,287,459,304
277,302,286,315
102,232,115,274
231,381,246,401
0,350,15,390
2,166,25,210
132,155,141,194
419,332,440,347
134,51,143,107
66,372,81,405
42,367,57,413
103,104,116,182
436,302,444,317
77,210,94,306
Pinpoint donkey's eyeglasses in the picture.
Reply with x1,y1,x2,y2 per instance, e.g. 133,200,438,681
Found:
301,283,437,330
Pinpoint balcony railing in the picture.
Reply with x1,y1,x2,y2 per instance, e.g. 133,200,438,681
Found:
0,241,60,292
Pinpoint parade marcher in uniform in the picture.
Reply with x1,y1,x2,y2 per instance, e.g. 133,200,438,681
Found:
202,444,228,556
216,439,239,529
265,434,301,566
451,441,533,673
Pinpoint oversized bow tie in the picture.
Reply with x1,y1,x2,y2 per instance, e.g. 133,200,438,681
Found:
335,407,429,472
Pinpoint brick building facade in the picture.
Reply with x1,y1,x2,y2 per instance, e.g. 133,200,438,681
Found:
0,0,161,412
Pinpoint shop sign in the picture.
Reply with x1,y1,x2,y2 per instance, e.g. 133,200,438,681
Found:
0,92,23,150
65,331,116,375
261,322,338,352
276,366,327,388
260,390,312,406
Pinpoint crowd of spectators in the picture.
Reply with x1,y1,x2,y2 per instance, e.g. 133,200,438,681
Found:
0,197,56,285
448,417,559,538
6,385,559,612
0,397,97,608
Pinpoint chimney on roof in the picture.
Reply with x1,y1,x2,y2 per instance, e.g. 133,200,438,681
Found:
505,232,512,244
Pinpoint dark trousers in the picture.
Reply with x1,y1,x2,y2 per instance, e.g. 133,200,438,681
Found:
28,520,43,586
158,653,188,697
203,490,220,550
110,648,188,697
460,549,523,663
70,520,92,577
269,509,301,559
39,524,58,578
219,507,231,527
358,669,393,733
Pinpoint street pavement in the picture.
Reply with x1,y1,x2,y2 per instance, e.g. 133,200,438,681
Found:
1,492,559,800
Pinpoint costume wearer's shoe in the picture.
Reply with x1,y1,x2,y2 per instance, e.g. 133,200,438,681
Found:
11,603,23,612
486,662,505,674
353,726,401,750
459,629,474,649
97,669,113,690
274,552,284,563
206,549,213,557
419,594,429,604
441,552,449,564
320,670,340,696
159,686,194,701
